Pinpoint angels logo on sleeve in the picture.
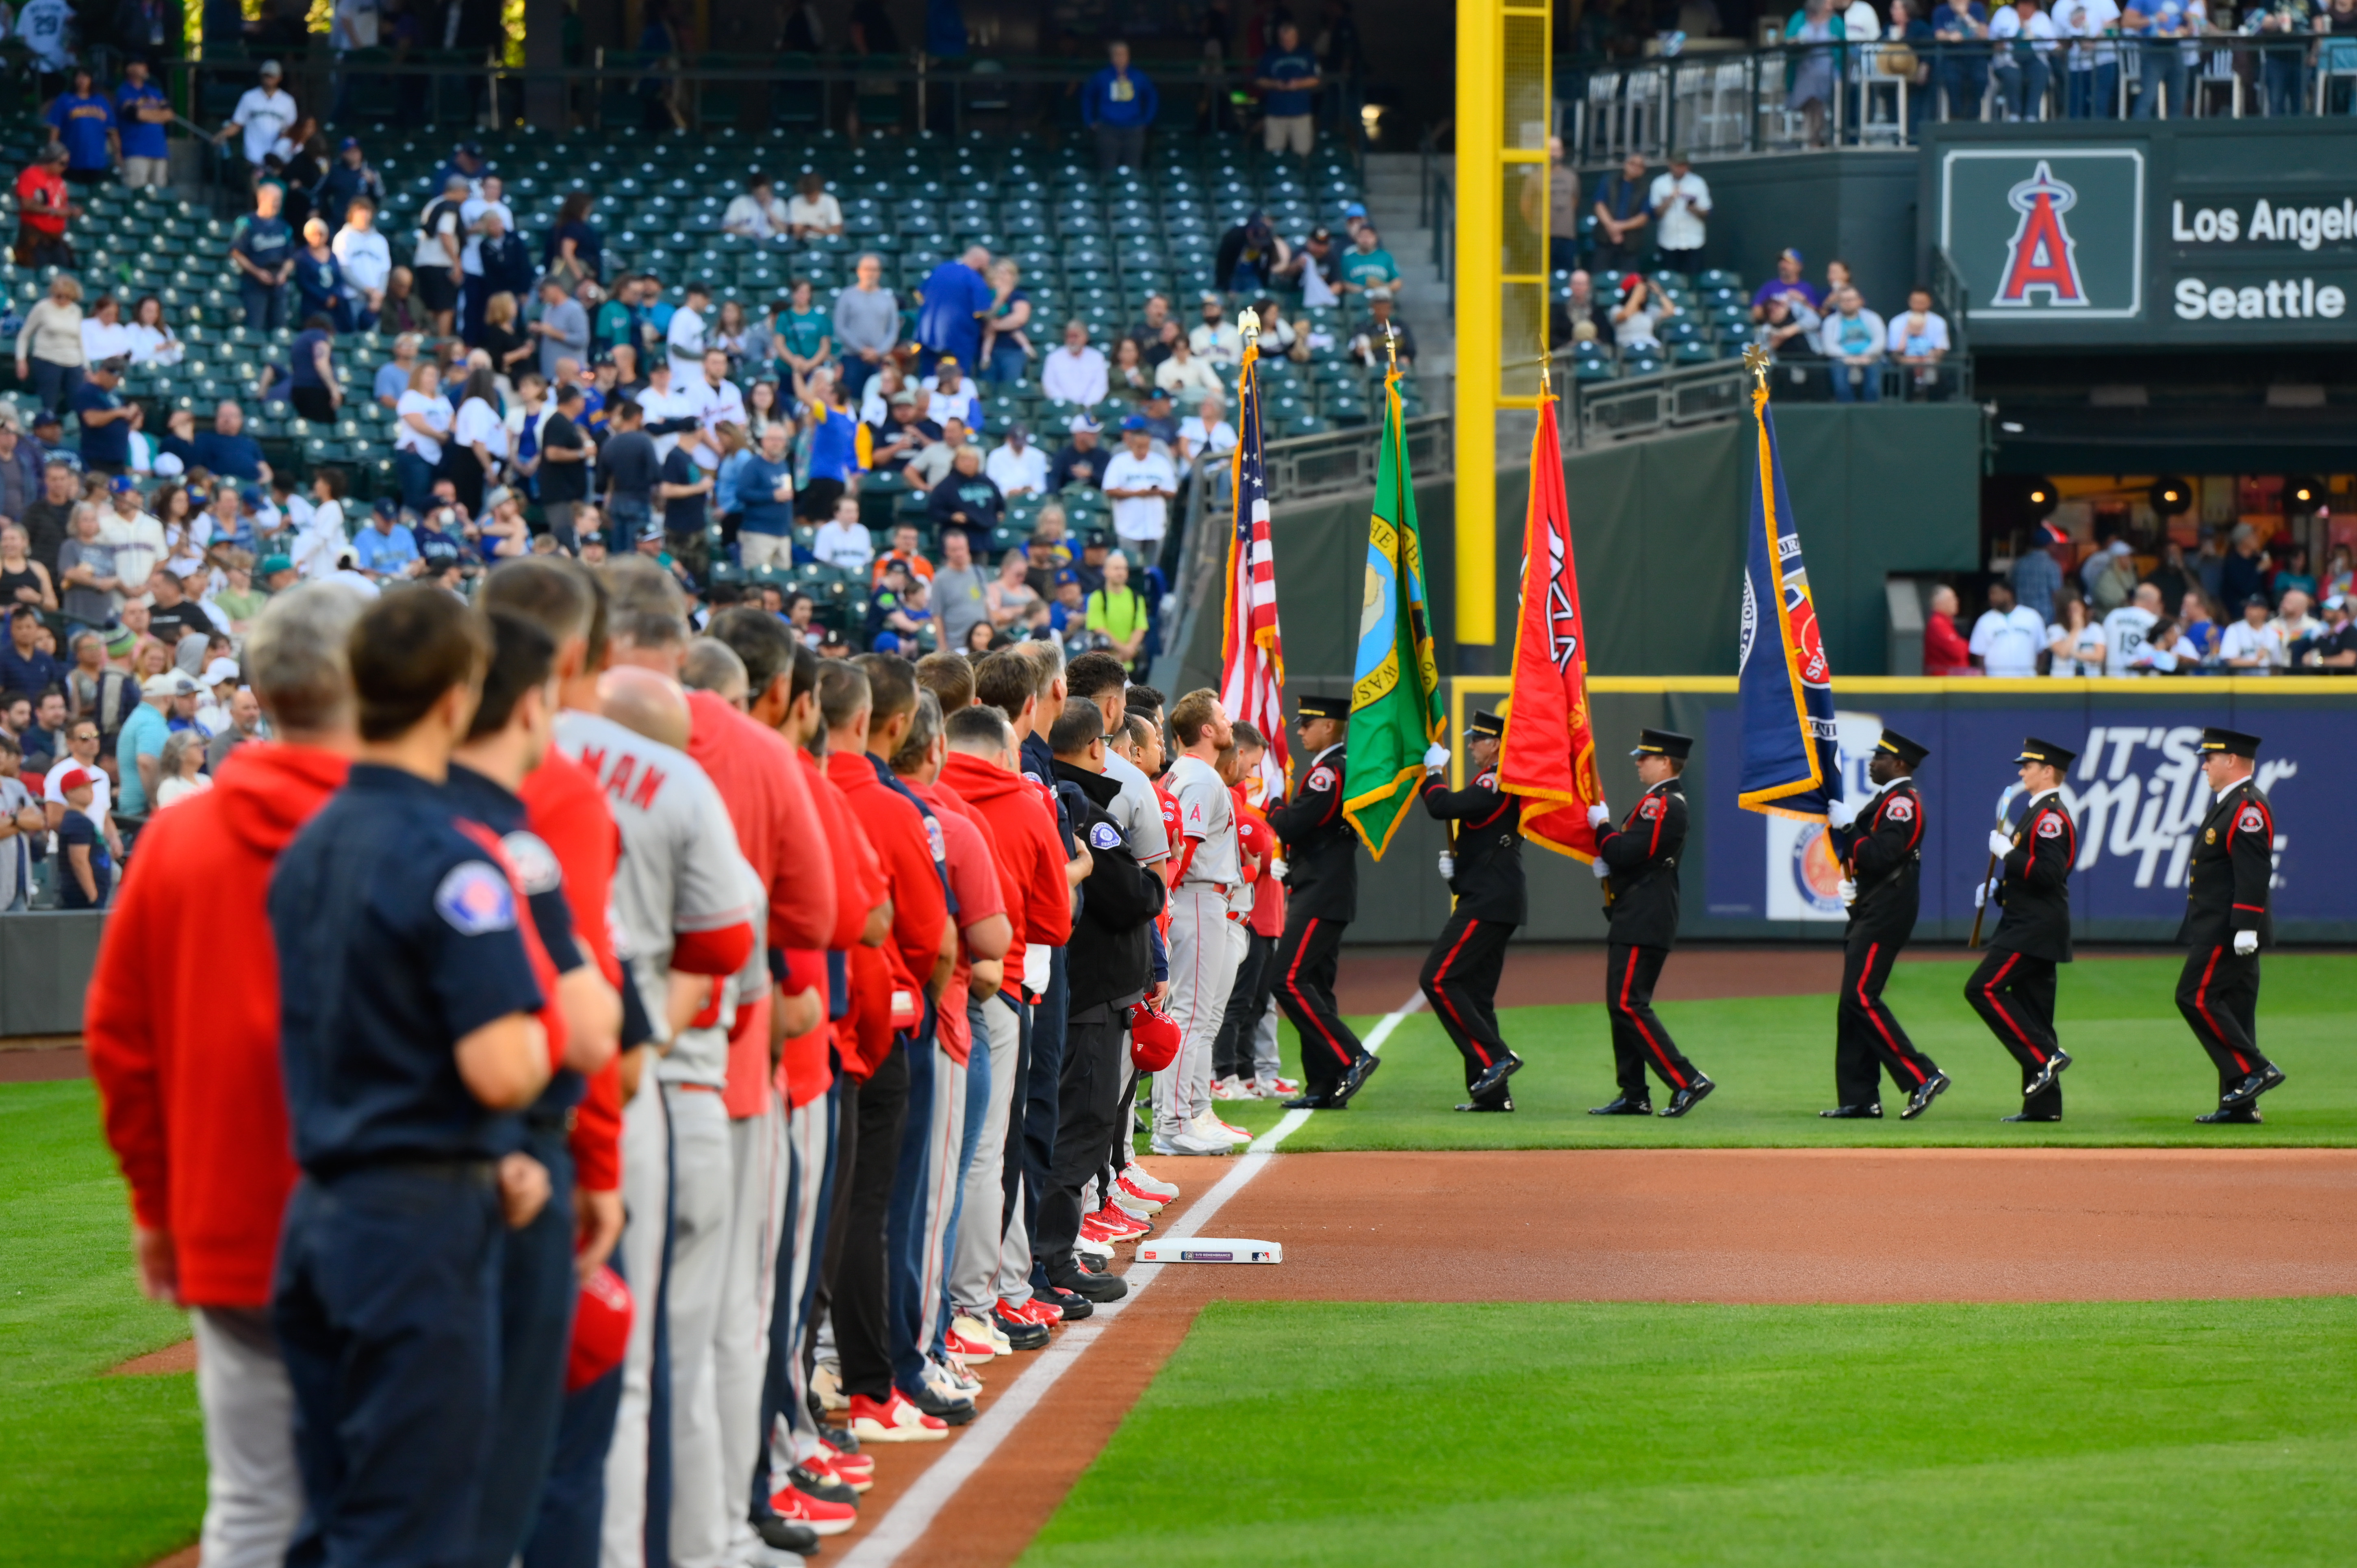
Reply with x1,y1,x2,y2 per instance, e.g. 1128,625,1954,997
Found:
1307,765,1336,793
435,861,518,935
1886,796,1915,822
2237,805,2266,835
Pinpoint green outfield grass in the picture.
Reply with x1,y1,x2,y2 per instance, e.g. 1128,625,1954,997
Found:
0,1080,204,1568
1024,1297,2357,1568
1200,954,2357,1149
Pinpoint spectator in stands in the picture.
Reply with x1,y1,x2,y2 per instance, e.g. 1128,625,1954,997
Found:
1,603,63,697
1516,137,1583,277
918,244,996,377
391,363,450,512
412,173,469,340
317,134,385,227
980,258,1037,386
286,314,343,425
52,764,111,907
218,59,298,169
1053,414,1107,491
328,199,391,329
1886,287,1952,397
2220,524,2267,607
2009,521,2068,622
933,527,990,649
1337,224,1401,297
350,496,419,582
1129,294,1181,368
2054,0,2123,117
734,421,797,569
1190,297,1245,367
988,423,1048,499
1921,583,1972,673
2129,0,2195,117
1990,0,2061,117
987,547,1039,630
1154,334,1222,412
114,59,172,190
194,401,269,485
45,68,117,185
0,523,56,615
929,446,1005,541
1178,390,1239,466
123,296,184,369
2271,588,2321,653
1256,21,1323,157
921,359,982,432
723,174,788,240
371,265,426,340
525,278,587,385
1216,213,1291,295
800,373,862,523
1044,321,1110,408
0,730,39,910
2175,590,2220,659
74,358,137,477
14,143,77,272
2080,535,2136,612
1932,0,1994,120
1609,273,1672,353
530,192,597,289
81,295,132,369
1589,153,1652,273
1819,286,1887,402
2218,593,2284,671
24,687,67,774
1969,580,2044,676
1751,290,1821,362
1107,337,1152,399
2294,594,2357,671
866,388,931,471
1104,416,1178,566
785,171,843,239
233,182,296,333
1750,249,1822,321
1075,39,1158,174
812,496,874,572
1649,151,1711,276
905,416,977,492
2275,544,2318,601
16,273,86,417
292,220,349,332
1349,289,1416,369
834,253,899,401
2045,589,2105,676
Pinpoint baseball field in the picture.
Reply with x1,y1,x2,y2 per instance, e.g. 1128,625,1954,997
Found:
6,945,2353,1566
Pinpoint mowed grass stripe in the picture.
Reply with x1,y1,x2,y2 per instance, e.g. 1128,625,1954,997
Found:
1025,1298,2357,1568
1203,954,2357,1149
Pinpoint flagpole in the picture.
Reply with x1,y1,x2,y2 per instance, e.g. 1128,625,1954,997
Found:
1393,320,1457,874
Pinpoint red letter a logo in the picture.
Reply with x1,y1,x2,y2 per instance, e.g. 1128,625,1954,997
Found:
1993,160,2087,308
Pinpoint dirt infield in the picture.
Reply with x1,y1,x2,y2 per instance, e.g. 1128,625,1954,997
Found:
852,1145,2357,1567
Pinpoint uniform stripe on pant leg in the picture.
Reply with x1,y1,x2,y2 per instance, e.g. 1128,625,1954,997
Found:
1619,948,1687,1090
1428,920,1491,1068
1283,918,1354,1065
1977,953,2046,1063
1858,942,1925,1086
2192,947,2253,1074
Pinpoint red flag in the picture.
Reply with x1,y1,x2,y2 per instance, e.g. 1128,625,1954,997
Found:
1496,395,1604,860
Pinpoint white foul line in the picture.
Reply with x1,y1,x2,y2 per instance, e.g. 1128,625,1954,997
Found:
838,987,1426,1567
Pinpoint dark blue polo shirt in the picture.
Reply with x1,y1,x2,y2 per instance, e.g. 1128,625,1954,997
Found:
269,763,546,1175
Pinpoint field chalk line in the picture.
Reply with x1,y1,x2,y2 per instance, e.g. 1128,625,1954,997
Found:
839,987,1427,1567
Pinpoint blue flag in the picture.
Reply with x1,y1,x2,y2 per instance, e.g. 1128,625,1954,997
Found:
1736,384,1840,820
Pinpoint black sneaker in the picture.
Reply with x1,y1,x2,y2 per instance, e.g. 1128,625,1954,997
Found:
755,1516,822,1555
788,1463,859,1508
1048,1265,1128,1303
897,1378,976,1426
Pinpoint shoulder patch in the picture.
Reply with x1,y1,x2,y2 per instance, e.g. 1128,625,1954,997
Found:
1307,764,1336,793
2237,804,2265,835
434,860,517,936
2036,814,2063,838
1639,796,1663,820
1476,771,1498,790
1885,796,1915,822
1089,820,1123,852
499,831,562,896
924,814,946,865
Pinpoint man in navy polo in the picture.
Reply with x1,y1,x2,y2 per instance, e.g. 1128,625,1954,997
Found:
116,60,174,189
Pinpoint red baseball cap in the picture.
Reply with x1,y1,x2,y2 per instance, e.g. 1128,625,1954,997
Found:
54,767,93,793
565,1264,634,1392
1128,999,1182,1073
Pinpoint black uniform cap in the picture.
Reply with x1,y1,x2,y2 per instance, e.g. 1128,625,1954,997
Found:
2014,735,2079,770
2199,727,2262,759
1295,693,1350,721
1465,708,1504,740
1875,727,1930,767
1632,728,1693,759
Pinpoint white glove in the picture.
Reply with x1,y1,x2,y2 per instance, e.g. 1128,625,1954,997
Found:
1422,743,1450,774
2234,929,2259,956
1988,827,2015,859
1586,802,1611,829
1825,798,1859,829
1590,856,1610,881
1269,856,1288,880
1437,852,1455,880
1837,878,1857,906
1974,876,1999,909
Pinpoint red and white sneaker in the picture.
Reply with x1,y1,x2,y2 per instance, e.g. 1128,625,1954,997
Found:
1255,1074,1302,1098
1075,1232,1116,1261
1001,1294,1061,1325
846,1390,948,1443
817,1438,874,1491
1090,1201,1150,1238
770,1483,858,1535
1118,1168,1178,1204
944,1325,998,1362
1210,1074,1250,1100
1108,1188,1162,1220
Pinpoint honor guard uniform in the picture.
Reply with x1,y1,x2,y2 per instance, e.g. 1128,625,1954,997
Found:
1966,735,2079,1122
1589,728,1715,1118
1417,709,1526,1111
1821,727,1949,1121
2176,727,2285,1123
1269,693,1378,1109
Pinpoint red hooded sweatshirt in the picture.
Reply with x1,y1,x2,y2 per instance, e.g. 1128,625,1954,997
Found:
778,750,882,1108
85,743,349,1308
941,750,1072,954
520,746,624,1193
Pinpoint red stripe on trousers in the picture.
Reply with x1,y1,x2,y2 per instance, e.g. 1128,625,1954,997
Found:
1858,941,1925,1085
1283,918,1354,1065
2193,946,2252,1074
1428,920,1490,1068
1977,952,2046,1063
1618,948,1686,1089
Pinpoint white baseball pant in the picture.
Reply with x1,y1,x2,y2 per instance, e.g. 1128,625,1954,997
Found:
718,1087,786,1560
600,1061,671,1568
1155,884,1240,1138
661,1081,734,1568
769,1086,835,1476
193,1306,301,1568
913,1038,968,1365
948,993,1023,1316
1253,992,1283,1082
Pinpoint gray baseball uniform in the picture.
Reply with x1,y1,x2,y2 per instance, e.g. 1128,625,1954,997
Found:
1155,755,1242,1143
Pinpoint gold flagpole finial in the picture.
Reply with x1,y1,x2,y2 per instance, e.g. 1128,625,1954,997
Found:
1383,320,1398,371
1238,307,1261,347
1741,343,1772,390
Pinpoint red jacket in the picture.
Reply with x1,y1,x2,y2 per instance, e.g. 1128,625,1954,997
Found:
942,750,1071,952
1925,612,1971,676
778,750,880,1108
85,743,348,1308
827,749,947,1080
520,747,624,1193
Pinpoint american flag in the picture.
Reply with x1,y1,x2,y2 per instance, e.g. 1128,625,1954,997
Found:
1219,338,1290,791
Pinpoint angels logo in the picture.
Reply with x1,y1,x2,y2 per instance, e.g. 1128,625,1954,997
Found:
1886,796,1914,823
1992,160,2089,309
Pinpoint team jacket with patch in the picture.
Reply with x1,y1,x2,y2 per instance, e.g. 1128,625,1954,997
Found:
2177,778,2274,950
1594,778,1684,950
1267,742,1356,922
1835,780,1923,943
1989,788,2075,963
1418,767,1526,925
1053,760,1164,1012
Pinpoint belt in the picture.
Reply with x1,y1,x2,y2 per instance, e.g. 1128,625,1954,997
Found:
1185,880,1232,895
310,1154,496,1185
669,1081,724,1095
1225,909,1246,924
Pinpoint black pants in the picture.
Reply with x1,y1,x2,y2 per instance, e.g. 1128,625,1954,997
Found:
292,384,337,424
1022,949,1067,1250
1212,929,1276,1082
468,1130,577,1568
1606,943,1702,1100
1835,926,1940,1107
1420,909,1515,1103
2177,943,2268,1101
834,1037,907,1403
1034,1000,1126,1271
1274,910,1363,1095
1094,123,1146,172
1966,947,2062,1117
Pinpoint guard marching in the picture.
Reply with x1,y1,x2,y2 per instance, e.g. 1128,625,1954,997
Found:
2176,727,2286,1124
1269,693,1378,1110
1588,728,1715,1118
1416,709,1526,1112
1821,727,1949,1120
1965,736,2079,1122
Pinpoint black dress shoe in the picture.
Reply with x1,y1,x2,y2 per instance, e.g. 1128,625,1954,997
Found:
1467,1051,1524,1102
1454,1097,1514,1112
1331,1051,1382,1106
755,1516,822,1555
2025,1049,2072,1100
2195,1105,2264,1124
1818,1102,1882,1119
990,1308,1050,1349
1048,1265,1128,1303
2220,1063,2285,1108
2001,1111,2062,1123
788,1463,859,1507
1588,1095,1653,1116
1660,1076,1716,1118
1033,1284,1095,1320
1281,1091,1339,1110
1902,1071,1952,1121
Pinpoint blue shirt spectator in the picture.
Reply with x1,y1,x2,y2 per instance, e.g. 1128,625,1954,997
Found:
2011,540,2064,625
917,254,994,370
74,376,132,469
805,399,864,484
0,612,63,696
45,82,115,174
193,419,268,482
737,448,798,539
1256,40,1322,117
116,77,169,163
1082,60,1159,127
354,518,421,577
293,254,345,322
234,213,295,284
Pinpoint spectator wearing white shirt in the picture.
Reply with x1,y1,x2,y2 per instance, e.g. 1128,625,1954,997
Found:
985,425,1049,499
458,176,515,279
1041,321,1109,407
1886,288,1951,397
2218,593,2285,672
810,501,875,572
688,347,747,458
219,62,297,168
2044,591,2107,677
634,360,701,461
331,198,392,320
2101,582,2164,674
1647,151,1712,275
1819,286,1886,403
80,296,133,367
2055,0,2122,116
1969,581,2047,676
292,469,349,581
1187,296,1244,367
723,174,789,240
919,358,981,432
1178,390,1238,465
667,282,711,370
786,173,843,239
1990,0,2062,119
1101,416,1178,560
1153,334,1222,412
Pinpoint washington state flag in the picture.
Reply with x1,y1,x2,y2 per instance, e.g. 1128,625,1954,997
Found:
1341,369,1442,858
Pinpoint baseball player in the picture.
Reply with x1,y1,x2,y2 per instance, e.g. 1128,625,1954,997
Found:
1155,688,1247,1156
1822,727,1949,1121
1587,728,1714,1118
1966,736,2079,1123
1268,694,1376,1109
2177,727,2286,1124
1416,709,1526,1112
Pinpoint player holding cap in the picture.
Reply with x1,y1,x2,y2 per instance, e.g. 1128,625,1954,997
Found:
1822,727,1949,1121
2177,727,2287,1124
1966,736,2079,1123
1587,728,1715,1118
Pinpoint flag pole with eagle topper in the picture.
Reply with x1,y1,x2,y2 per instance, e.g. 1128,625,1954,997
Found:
1218,307,1291,799
1496,359,1608,858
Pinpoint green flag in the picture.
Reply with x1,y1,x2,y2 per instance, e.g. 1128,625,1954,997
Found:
1341,370,1442,859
